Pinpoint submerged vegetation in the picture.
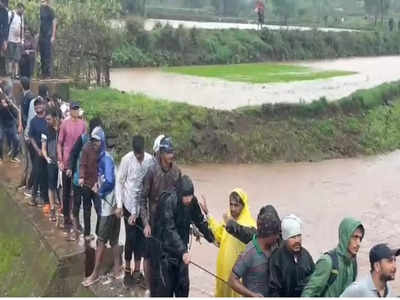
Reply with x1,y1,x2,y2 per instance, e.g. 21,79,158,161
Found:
165,63,354,83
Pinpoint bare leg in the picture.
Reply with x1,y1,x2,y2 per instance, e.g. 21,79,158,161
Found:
85,240,106,282
134,259,141,272
48,189,55,210
112,245,122,276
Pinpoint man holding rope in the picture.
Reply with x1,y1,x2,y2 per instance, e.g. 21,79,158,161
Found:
150,175,215,297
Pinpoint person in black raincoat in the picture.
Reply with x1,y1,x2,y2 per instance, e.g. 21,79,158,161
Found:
150,175,215,297
268,214,315,297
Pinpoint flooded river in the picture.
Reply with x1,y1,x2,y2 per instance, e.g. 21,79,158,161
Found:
180,150,400,296
110,56,400,110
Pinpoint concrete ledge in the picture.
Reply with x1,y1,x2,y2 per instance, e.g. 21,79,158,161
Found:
0,163,92,297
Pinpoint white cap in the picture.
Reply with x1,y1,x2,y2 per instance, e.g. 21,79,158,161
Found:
153,134,165,153
282,214,302,240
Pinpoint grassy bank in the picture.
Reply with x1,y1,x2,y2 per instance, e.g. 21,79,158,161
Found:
165,63,355,83
73,81,400,163
112,18,400,68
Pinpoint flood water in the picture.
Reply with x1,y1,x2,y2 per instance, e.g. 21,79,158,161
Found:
110,56,400,110
180,151,400,296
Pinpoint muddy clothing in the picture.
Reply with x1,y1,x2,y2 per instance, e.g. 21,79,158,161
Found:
226,219,257,244
140,157,181,228
150,191,214,297
301,218,363,297
268,244,315,297
79,142,100,189
232,235,272,296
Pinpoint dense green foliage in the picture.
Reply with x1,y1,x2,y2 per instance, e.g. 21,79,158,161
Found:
165,63,354,83
112,21,400,67
73,81,400,163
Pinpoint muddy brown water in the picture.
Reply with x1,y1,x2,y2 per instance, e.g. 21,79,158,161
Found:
110,56,400,110
180,151,400,296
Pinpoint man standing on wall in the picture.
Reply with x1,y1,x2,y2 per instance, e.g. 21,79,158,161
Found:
39,0,56,79
7,3,24,79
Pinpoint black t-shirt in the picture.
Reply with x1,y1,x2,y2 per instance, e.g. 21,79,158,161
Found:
0,105,18,128
28,116,48,148
39,5,55,40
21,91,35,128
44,125,58,162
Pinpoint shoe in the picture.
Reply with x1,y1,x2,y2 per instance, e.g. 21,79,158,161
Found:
49,209,57,222
123,269,133,287
10,157,20,163
24,190,32,198
36,199,43,208
28,198,37,206
84,234,95,242
17,185,25,191
132,271,145,285
43,204,50,214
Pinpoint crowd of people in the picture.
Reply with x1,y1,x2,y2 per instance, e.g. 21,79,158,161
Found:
3,73,397,297
0,0,56,79
0,1,398,298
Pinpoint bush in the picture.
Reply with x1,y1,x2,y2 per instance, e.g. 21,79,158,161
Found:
112,23,400,68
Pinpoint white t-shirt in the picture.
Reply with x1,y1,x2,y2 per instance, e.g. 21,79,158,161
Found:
8,11,24,44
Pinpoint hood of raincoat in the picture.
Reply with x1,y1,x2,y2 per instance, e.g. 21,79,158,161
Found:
337,217,364,259
231,188,256,228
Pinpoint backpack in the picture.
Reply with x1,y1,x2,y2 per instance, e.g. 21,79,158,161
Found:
320,249,357,296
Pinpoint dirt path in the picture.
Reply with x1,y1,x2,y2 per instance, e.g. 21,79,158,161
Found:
110,56,400,110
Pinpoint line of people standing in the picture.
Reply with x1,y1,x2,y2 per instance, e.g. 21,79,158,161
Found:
0,0,56,79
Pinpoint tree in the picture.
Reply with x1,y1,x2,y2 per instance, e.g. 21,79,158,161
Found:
364,0,390,25
271,0,298,25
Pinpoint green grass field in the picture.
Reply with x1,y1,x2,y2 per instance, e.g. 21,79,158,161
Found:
165,63,356,84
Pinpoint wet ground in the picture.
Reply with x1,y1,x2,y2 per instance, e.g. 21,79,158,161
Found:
110,56,400,110
3,149,400,296
143,18,359,32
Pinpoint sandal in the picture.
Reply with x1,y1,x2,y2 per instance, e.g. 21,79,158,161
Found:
81,276,100,287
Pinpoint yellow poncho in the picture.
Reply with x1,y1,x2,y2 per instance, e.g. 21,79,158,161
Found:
208,188,257,297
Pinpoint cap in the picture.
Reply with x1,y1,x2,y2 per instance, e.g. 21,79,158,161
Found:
369,244,400,264
70,102,80,110
159,136,174,153
153,134,165,153
181,175,194,197
91,126,103,141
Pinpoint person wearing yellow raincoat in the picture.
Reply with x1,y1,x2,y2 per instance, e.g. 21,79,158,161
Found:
200,188,256,297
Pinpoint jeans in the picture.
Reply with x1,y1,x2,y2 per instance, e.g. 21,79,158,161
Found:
81,185,101,236
0,125,20,159
32,151,49,203
39,38,52,77
62,171,72,221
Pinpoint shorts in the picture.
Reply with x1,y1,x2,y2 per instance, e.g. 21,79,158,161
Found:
258,12,265,24
97,215,121,246
7,42,22,62
47,162,58,190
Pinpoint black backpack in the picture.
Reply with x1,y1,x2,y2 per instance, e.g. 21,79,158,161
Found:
320,249,357,296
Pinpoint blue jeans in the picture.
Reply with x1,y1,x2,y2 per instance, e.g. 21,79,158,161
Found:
0,125,20,159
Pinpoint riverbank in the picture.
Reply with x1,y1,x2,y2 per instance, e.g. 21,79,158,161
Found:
112,20,400,68
73,80,400,163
